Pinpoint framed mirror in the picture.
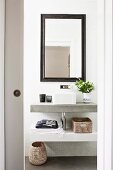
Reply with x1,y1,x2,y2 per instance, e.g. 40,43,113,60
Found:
41,14,86,82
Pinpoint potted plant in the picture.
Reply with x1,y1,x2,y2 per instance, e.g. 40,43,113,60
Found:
75,80,94,103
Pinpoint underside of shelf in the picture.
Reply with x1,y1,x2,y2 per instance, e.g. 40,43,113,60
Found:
30,102,97,113
30,127,97,142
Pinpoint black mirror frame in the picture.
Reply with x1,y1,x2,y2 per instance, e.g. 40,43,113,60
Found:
40,14,86,82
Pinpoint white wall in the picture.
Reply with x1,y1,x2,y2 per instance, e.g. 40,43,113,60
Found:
24,0,97,156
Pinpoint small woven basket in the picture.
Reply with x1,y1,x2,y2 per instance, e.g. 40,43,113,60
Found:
72,117,92,133
29,142,47,165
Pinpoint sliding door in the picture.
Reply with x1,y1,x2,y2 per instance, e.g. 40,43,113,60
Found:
5,0,23,169
0,0,5,169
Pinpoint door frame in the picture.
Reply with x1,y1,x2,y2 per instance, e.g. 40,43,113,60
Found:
97,0,113,169
0,0,5,170
0,0,112,169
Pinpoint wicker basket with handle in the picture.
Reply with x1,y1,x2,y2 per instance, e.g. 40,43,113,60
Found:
29,142,47,165
72,117,92,133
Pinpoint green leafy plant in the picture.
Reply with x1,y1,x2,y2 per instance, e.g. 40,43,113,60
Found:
75,80,94,93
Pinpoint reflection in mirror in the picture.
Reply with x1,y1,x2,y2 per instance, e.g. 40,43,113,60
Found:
41,14,86,82
45,46,70,77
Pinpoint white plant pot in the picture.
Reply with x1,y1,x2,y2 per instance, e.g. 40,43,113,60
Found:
83,93,91,103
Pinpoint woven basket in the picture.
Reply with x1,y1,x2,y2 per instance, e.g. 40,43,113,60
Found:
29,142,47,165
72,117,92,133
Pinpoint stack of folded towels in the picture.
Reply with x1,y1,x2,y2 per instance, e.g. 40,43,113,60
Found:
35,119,58,129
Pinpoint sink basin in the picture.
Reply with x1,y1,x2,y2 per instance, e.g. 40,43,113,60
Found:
53,93,76,104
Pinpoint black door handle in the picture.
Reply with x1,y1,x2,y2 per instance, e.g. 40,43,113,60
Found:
13,89,21,97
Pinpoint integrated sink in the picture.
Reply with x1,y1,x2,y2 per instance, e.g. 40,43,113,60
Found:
53,93,76,104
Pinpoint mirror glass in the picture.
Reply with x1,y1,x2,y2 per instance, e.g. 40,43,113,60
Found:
41,14,86,82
